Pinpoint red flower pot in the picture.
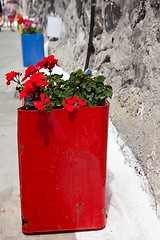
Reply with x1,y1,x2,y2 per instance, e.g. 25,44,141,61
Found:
17,103,110,234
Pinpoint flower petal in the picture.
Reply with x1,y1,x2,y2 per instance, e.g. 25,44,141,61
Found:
71,96,78,105
65,97,72,105
40,93,45,101
44,97,51,104
63,103,78,112
20,90,27,100
77,99,87,108
34,101,45,110
36,80,48,87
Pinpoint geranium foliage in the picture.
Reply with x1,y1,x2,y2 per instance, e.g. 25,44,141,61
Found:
5,55,112,111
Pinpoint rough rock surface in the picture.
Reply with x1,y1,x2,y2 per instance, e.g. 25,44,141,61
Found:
29,0,160,214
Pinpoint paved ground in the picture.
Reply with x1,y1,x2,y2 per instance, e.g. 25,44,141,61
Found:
0,26,160,240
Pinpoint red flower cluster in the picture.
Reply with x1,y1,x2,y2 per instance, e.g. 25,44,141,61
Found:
34,93,51,110
22,55,59,82
22,65,38,82
5,55,60,111
17,17,28,25
20,72,48,100
18,55,60,100
36,55,59,71
63,96,87,112
5,71,22,86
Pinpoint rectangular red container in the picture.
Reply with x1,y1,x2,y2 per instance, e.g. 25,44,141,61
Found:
17,104,109,234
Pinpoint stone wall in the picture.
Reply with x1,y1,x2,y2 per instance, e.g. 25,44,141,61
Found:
22,0,54,33
48,0,160,214
29,0,160,214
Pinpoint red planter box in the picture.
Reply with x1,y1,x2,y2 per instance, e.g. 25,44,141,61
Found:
17,104,109,234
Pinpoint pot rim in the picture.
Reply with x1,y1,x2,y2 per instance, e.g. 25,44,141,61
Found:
21,33,43,36
17,99,110,112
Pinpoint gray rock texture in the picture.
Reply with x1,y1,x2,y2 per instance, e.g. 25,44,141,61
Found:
29,0,160,214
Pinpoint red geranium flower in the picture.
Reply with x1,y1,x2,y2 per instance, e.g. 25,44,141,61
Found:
77,98,87,108
36,58,47,70
20,90,27,100
29,72,48,87
36,55,59,71
16,14,22,20
65,96,78,105
36,80,48,87
63,96,87,112
5,71,22,86
63,103,79,112
34,93,51,110
46,55,59,69
19,81,35,100
22,65,38,82
17,17,23,24
20,72,48,100
24,80,35,92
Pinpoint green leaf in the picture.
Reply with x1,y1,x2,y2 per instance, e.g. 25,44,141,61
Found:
94,75,106,83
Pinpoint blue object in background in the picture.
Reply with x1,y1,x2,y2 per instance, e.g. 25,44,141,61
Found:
85,69,92,74
21,34,44,67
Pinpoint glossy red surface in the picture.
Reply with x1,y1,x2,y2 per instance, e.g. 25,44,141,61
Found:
17,104,109,234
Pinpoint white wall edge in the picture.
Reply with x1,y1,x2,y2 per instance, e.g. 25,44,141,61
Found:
108,118,157,214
